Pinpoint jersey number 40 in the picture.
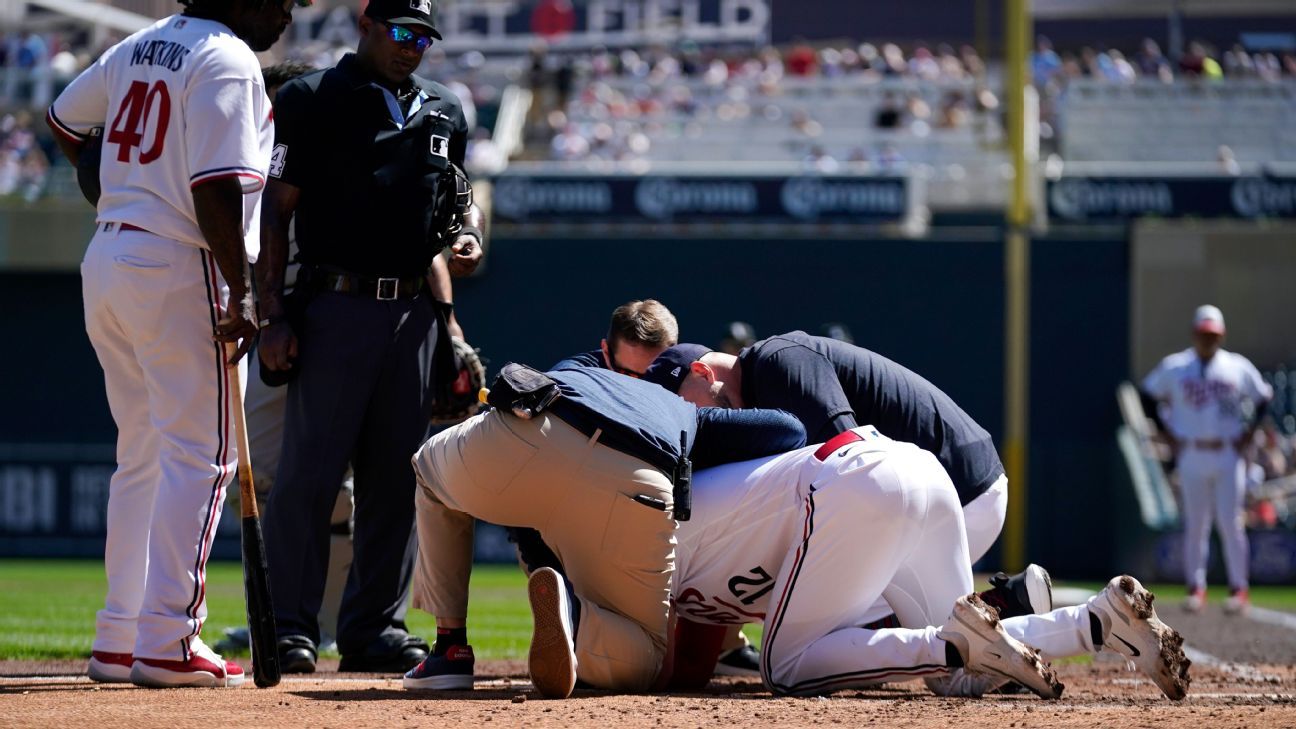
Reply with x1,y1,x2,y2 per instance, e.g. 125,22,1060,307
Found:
108,80,171,164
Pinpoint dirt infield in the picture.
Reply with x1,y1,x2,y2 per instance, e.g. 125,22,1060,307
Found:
5,597,1295,727
3,657,1294,728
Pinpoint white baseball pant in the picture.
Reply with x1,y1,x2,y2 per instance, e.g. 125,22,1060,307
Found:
82,225,240,661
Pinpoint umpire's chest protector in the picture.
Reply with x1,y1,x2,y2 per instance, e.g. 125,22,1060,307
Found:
368,95,458,252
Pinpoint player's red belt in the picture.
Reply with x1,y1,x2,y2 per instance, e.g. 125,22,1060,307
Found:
813,430,864,461
103,222,152,234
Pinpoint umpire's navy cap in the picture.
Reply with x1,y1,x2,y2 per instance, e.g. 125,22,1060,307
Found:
364,0,443,38
642,344,712,393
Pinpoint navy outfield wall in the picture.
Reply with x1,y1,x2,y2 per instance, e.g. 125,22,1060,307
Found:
0,232,1131,574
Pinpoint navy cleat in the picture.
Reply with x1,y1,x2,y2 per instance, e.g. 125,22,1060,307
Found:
403,645,475,690
980,564,1053,619
714,644,761,677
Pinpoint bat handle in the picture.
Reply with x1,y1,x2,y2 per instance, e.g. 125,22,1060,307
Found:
222,341,260,520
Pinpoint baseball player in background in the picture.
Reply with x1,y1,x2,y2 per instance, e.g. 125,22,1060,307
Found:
47,0,300,688
666,427,1190,701
1142,305,1272,615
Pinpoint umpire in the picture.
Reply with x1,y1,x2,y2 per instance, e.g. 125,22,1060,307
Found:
256,0,483,674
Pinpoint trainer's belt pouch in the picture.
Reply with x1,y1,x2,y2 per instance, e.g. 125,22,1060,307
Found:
486,363,561,420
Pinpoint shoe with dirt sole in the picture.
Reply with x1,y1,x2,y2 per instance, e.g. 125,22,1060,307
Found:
527,567,577,699
1088,575,1191,701
87,651,134,683
925,667,1010,697
938,593,1064,700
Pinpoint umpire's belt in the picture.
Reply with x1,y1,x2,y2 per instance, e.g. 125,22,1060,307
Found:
303,266,425,300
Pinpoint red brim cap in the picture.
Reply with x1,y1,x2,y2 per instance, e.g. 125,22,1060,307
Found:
1195,320,1225,335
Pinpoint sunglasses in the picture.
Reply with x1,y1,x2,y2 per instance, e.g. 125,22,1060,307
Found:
379,21,435,51
606,347,642,378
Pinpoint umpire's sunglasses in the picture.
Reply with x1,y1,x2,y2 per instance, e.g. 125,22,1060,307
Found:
379,21,435,51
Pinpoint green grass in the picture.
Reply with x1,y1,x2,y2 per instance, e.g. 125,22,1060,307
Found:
3,560,1290,662
0,560,534,661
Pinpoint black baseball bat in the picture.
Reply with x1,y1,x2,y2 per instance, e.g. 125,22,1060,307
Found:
225,342,281,688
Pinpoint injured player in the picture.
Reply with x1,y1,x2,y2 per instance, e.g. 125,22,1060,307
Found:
664,427,1191,701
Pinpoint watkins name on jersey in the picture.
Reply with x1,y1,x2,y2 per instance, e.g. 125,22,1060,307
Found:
129,40,191,71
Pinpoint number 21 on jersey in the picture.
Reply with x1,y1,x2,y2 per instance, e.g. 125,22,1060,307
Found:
108,80,171,164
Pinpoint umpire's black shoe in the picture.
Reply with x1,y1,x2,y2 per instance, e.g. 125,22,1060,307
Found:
278,635,318,674
714,645,761,677
339,634,430,673
979,564,1053,619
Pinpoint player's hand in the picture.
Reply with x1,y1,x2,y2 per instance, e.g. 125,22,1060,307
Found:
447,233,482,277
214,294,259,367
258,321,299,372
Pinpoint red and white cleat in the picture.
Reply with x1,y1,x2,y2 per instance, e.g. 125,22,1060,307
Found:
130,639,245,688
87,651,134,683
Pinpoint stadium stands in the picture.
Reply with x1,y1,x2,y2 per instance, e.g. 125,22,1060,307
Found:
1060,79,1296,163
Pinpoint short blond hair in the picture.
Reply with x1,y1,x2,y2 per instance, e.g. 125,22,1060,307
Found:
607,299,679,349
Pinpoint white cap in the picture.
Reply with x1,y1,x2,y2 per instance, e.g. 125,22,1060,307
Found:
1193,305,1225,335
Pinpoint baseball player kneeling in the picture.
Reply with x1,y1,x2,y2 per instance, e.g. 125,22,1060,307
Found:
664,427,1191,701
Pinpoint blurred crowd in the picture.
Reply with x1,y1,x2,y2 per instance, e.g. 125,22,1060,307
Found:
0,27,513,199
0,110,52,202
1032,36,1296,145
1032,35,1296,88
537,40,1000,165
1242,418,1296,531
6,24,1296,193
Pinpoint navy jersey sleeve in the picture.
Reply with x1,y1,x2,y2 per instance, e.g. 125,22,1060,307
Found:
691,408,806,469
750,345,857,443
550,349,605,371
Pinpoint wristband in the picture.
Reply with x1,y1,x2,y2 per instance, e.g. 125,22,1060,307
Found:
258,315,284,329
458,227,483,245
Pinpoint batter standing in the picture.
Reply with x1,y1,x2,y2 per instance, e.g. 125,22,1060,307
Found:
47,0,297,688
1142,305,1271,614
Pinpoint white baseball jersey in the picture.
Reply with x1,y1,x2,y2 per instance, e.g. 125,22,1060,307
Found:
677,426,982,694
48,15,271,259
675,426,906,627
1142,349,1272,442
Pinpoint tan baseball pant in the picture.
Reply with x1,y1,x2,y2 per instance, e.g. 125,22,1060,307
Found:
411,409,676,691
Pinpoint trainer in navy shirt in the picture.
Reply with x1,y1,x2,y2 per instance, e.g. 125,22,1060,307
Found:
642,332,1010,563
